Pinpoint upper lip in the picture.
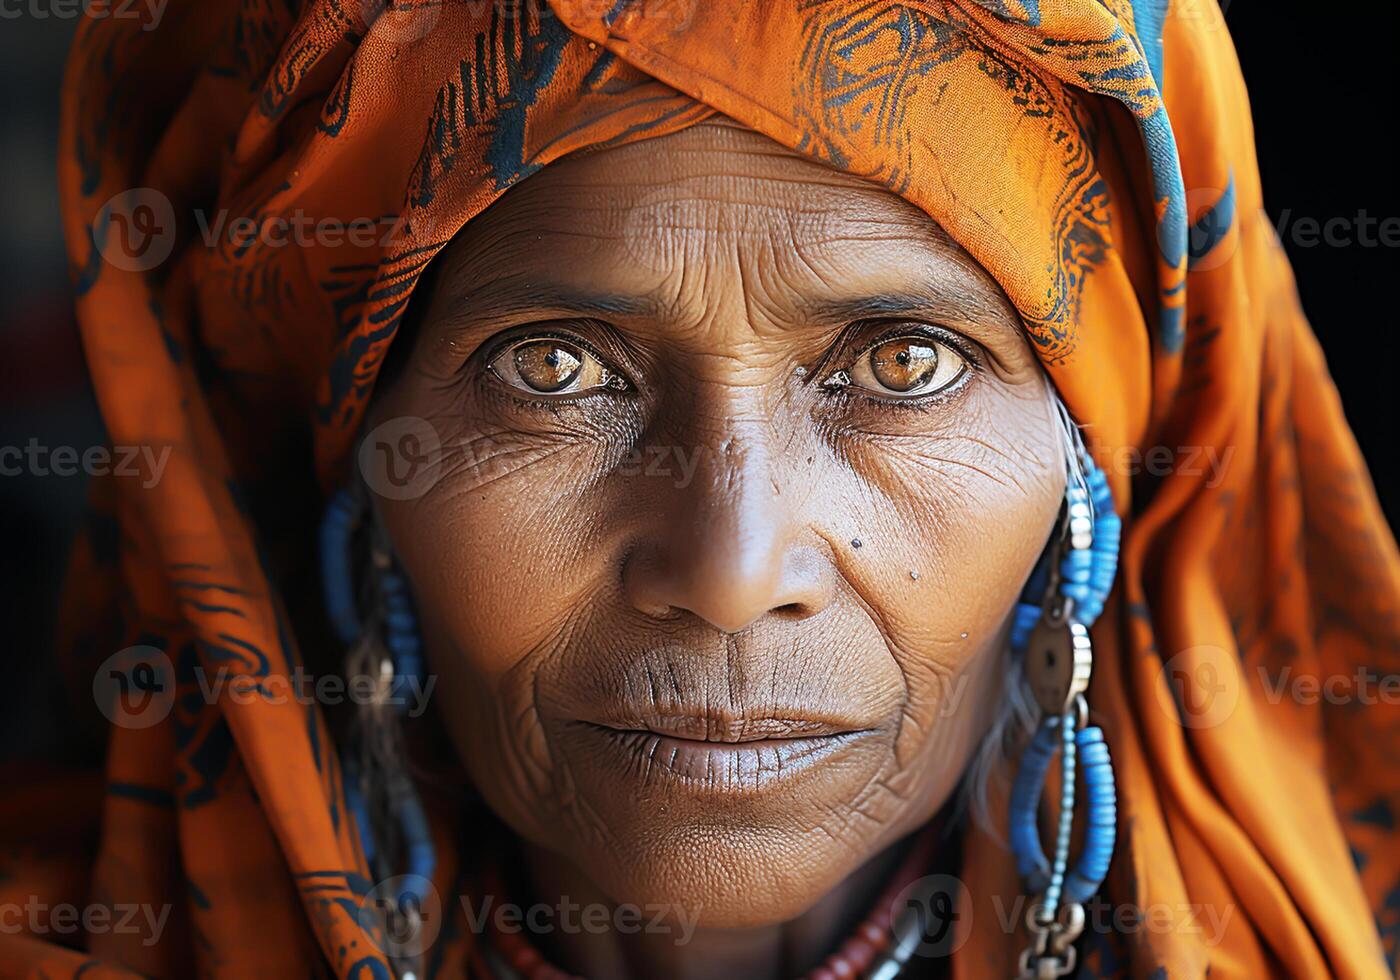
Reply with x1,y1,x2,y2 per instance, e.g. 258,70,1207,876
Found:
587,712,862,743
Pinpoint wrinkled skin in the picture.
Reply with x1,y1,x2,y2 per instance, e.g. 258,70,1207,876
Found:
368,120,1065,979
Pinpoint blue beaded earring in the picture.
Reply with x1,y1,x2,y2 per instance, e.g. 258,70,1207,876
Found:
321,484,437,977
1007,429,1120,980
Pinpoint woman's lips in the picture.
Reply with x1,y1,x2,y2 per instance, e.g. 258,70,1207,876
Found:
574,715,877,793
583,711,865,742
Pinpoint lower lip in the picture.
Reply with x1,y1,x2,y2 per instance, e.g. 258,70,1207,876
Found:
582,724,872,793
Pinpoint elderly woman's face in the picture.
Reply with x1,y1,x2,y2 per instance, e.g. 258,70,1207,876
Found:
369,122,1063,926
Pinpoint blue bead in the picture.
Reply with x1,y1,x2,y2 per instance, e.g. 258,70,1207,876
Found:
1084,766,1113,785
1078,851,1112,880
1083,754,1113,774
1009,719,1061,877
1065,873,1101,905
1084,794,1115,815
341,756,376,866
1085,776,1114,795
320,489,362,646
384,609,415,629
1084,768,1112,788
1083,757,1109,772
1010,602,1041,651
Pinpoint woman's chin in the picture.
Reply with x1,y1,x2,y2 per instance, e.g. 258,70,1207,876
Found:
558,836,868,931
523,722,912,925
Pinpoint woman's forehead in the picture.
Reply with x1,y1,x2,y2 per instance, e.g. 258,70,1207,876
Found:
429,121,1016,333
486,120,933,231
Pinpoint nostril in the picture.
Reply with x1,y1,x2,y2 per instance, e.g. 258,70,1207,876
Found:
623,539,834,633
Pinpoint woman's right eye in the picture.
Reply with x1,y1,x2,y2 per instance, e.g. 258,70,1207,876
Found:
486,335,630,397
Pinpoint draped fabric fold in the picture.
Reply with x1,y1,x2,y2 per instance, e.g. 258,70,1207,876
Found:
5,0,1395,976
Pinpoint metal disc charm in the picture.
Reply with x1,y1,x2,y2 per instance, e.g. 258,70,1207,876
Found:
1024,619,1093,716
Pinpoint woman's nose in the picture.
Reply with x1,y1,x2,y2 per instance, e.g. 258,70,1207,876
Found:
621,431,833,634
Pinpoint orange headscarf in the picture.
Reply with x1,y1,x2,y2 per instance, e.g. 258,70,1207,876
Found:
7,0,1396,976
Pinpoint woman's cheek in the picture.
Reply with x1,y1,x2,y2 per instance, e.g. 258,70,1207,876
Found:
379,417,627,832
382,413,616,674
826,386,1062,739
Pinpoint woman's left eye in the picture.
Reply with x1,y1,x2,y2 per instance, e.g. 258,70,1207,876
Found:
823,334,970,399
486,336,628,396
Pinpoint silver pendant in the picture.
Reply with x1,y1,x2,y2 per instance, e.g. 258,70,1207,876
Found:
1024,618,1092,717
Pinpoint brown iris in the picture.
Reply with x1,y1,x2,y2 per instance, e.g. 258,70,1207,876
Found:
513,341,583,392
869,338,938,392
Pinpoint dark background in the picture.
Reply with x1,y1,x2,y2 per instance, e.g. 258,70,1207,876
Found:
2,4,1397,761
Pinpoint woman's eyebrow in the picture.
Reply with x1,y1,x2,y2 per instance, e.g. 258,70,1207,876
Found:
433,277,1023,352
443,276,660,322
797,290,1021,338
